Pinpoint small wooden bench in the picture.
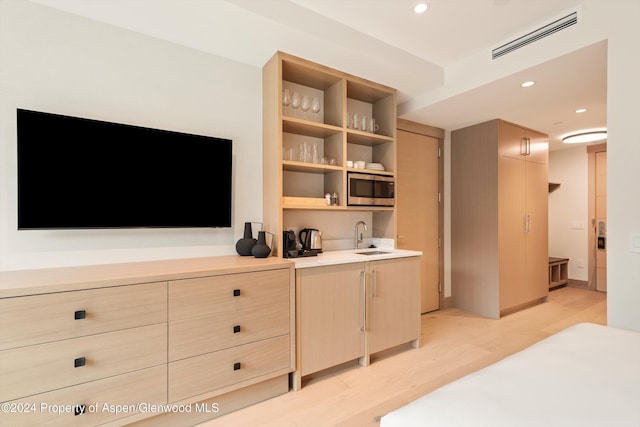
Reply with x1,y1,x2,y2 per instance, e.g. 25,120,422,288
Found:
549,257,569,289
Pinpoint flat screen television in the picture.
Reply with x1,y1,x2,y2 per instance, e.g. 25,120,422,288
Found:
17,109,232,229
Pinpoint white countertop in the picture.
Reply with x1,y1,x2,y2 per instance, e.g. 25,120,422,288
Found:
290,248,422,269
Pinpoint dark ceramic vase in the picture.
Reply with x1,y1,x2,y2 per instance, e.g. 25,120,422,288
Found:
235,222,257,256
251,231,272,258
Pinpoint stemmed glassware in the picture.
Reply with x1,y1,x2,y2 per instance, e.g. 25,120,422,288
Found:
311,97,320,121
282,89,291,116
301,95,310,120
291,92,300,117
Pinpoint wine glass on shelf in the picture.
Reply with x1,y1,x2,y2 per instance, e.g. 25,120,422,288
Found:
301,95,310,120
282,89,291,116
311,97,320,122
291,92,300,118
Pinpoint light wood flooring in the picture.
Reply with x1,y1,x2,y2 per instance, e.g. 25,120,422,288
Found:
199,286,606,427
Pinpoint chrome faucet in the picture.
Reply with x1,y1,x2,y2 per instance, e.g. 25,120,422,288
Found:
354,221,368,250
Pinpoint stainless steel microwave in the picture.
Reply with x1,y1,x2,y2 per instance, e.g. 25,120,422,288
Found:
347,172,395,207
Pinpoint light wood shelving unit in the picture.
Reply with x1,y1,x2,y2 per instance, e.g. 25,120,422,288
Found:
262,52,397,256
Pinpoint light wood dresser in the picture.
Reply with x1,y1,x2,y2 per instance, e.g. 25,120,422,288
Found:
0,256,294,426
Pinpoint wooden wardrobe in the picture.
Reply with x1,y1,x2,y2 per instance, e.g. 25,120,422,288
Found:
451,119,549,319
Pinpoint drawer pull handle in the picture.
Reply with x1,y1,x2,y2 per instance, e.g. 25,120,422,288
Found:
74,357,86,368
233,362,241,371
74,404,86,416
74,310,86,320
233,325,241,333
233,289,241,297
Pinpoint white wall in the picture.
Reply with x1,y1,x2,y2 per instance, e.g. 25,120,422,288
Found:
604,1,640,332
548,147,589,281
0,1,263,270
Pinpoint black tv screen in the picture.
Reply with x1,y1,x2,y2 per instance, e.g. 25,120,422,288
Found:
17,109,232,229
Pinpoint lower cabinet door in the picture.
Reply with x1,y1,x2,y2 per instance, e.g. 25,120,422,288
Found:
0,365,167,427
297,263,366,376
168,335,290,403
367,257,421,355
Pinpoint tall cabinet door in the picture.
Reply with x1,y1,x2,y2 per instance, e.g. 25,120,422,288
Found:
525,159,549,302
498,156,527,311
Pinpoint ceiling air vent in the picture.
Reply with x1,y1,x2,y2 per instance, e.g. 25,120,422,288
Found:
492,11,578,59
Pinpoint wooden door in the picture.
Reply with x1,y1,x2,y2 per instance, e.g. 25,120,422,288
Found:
397,129,440,313
297,264,365,376
366,257,421,355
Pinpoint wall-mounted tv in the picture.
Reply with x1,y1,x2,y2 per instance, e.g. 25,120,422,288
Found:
17,109,232,230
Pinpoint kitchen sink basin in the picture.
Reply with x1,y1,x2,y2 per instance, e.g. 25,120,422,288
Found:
354,250,393,255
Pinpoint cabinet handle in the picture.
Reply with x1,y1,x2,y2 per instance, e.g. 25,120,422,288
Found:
233,325,241,334
520,138,527,155
526,138,531,155
74,357,86,368
74,310,86,320
525,214,531,232
233,289,241,297
233,362,241,371
74,404,86,416
372,270,378,297
361,270,367,332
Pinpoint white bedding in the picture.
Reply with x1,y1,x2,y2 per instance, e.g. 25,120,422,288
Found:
380,323,640,427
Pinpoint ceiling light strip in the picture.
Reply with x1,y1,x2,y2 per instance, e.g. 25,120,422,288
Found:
492,11,578,59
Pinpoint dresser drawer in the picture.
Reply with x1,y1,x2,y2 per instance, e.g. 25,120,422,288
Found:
0,365,166,427
169,301,289,361
169,269,289,320
0,282,167,350
168,334,290,403
0,323,167,402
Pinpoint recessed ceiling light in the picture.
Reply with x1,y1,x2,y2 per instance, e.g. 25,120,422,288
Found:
575,108,587,113
414,3,429,14
521,81,535,88
562,129,607,144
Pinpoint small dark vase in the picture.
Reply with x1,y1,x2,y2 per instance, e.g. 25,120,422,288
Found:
251,231,272,258
235,222,257,256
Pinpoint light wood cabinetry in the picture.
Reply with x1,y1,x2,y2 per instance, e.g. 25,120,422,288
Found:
0,256,295,426
366,258,421,354
0,281,166,350
0,282,168,426
451,119,549,319
262,52,397,255
168,269,292,403
294,256,420,388
296,263,366,377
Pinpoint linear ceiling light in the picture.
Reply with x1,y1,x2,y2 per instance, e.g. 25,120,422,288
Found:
562,130,607,144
